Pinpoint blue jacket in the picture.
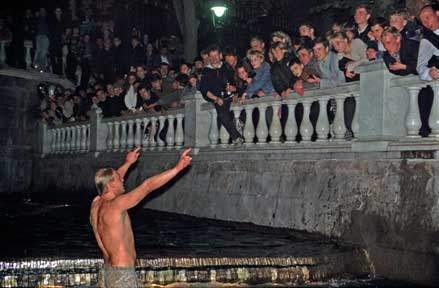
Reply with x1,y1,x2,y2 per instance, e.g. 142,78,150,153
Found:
245,62,274,96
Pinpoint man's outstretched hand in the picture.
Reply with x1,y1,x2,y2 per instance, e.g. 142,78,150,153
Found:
125,147,141,164
176,148,192,171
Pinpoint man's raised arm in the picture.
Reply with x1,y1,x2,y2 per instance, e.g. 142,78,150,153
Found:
117,147,141,178
113,148,192,210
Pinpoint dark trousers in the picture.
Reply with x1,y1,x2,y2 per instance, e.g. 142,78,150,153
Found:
216,98,242,141
419,86,434,137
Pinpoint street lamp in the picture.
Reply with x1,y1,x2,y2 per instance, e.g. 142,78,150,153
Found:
209,0,227,28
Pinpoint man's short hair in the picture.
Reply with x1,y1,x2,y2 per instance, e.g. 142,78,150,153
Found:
150,74,162,83
160,62,169,67
370,17,389,28
95,168,115,195
390,8,411,20
246,49,265,61
313,37,329,48
299,22,314,30
355,4,372,14
382,26,401,39
270,41,288,51
137,84,150,93
223,46,237,57
250,36,264,43
175,74,189,87
207,44,221,54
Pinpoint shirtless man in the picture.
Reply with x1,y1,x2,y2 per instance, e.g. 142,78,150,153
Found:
90,147,192,287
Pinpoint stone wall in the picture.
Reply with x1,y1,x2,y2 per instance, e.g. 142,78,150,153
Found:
30,149,439,286
0,69,73,194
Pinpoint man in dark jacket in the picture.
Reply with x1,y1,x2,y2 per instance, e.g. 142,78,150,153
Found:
382,26,432,137
199,45,243,144
270,41,295,97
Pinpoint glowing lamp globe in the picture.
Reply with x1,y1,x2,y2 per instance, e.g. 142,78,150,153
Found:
211,6,227,17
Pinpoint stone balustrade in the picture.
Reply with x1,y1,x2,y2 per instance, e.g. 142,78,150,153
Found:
40,121,90,155
203,84,360,147
38,60,439,156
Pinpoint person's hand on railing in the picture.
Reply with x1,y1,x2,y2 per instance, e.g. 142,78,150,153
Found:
389,62,407,71
345,70,356,79
281,88,292,98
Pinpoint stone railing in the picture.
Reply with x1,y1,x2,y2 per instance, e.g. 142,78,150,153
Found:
39,121,91,155
203,83,360,147
38,60,439,156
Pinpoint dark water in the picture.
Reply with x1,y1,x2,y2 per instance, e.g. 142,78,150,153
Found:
0,196,423,287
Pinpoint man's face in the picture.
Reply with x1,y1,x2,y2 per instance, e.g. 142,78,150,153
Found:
299,25,313,38
390,15,407,31
224,55,237,67
331,37,347,53
180,64,190,75
114,87,123,96
139,88,150,99
151,80,162,90
382,34,401,56
160,65,169,76
371,24,384,42
160,47,168,56
195,60,203,69
290,63,304,77
313,43,328,61
110,171,125,195
271,47,285,61
237,67,248,80
420,8,439,32
136,67,146,79
354,8,370,26
366,48,378,60
209,50,221,66
97,91,106,102
250,39,264,52
249,56,263,69
298,48,313,65
106,84,113,95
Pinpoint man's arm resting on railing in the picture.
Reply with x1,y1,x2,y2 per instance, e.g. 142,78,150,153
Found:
113,148,192,211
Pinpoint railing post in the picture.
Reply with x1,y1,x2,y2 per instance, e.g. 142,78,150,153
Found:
175,114,184,148
89,108,106,153
120,120,127,151
208,109,219,147
134,119,142,148
149,117,158,150
127,119,134,149
428,83,439,138
0,40,9,66
38,121,51,156
333,95,347,141
24,40,33,70
351,93,360,138
183,91,210,148
284,100,298,144
166,115,175,149
142,118,150,150
157,116,166,150
300,99,313,143
106,122,113,151
405,86,422,138
219,122,230,146
269,102,282,143
243,105,255,145
316,96,330,142
256,103,268,144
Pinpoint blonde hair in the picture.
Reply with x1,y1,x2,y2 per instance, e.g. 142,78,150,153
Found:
95,168,115,195
382,26,401,39
246,49,265,61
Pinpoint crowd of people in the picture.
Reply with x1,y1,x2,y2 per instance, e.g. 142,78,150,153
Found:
7,3,437,141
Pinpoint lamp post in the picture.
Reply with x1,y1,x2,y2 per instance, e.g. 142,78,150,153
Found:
210,1,227,28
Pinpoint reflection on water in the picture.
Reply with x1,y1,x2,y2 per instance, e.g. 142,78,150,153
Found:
0,197,422,287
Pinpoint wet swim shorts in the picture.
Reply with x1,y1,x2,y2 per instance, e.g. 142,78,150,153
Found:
98,265,138,288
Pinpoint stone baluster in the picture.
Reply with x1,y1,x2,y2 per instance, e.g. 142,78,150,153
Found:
256,103,268,144
87,124,91,150
300,99,314,143
351,94,360,138
175,114,184,148
0,40,8,65
120,121,127,151
142,118,150,149
269,102,282,144
51,128,57,153
54,128,60,152
149,117,158,149
166,115,175,149
243,105,255,145
284,100,298,144
209,109,219,147
126,120,134,149
113,121,120,151
333,95,347,141
134,119,142,148
106,122,113,151
60,128,66,153
157,116,166,149
219,123,230,146
81,125,87,151
70,126,76,152
75,126,81,152
315,97,330,142
24,40,33,69
404,86,422,138
429,84,439,138
66,127,72,152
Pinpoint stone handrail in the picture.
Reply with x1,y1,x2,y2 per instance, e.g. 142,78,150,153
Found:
201,83,360,147
38,60,439,155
